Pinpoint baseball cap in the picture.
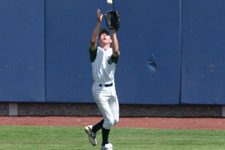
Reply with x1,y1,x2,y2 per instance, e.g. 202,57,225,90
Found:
99,28,110,38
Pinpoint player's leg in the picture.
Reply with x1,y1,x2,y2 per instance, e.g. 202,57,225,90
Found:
84,85,102,146
109,86,119,125
85,119,104,145
91,85,104,133
92,119,104,133
99,86,119,150
84,125,97,146
109,95,119,126
98,88,119,150
94,92,114,146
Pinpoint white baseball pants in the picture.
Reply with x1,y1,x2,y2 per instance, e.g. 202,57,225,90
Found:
92,82,119,129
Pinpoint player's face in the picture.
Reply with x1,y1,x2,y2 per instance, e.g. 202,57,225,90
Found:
99,33,112,45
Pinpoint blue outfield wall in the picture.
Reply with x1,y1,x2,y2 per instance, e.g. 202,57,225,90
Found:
45,0,181,104
115,0,181,104
45,0,113,102
181,0,225,104
0,0,224,104
0,0,45,102
45,0,94,102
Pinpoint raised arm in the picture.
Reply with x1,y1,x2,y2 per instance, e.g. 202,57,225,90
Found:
111,30,119,57
90,9,103,51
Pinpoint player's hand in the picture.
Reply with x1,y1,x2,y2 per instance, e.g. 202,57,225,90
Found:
111,30,117,33
97,9,103,23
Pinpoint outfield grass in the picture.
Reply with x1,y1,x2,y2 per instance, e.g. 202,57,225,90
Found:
0,126,224,150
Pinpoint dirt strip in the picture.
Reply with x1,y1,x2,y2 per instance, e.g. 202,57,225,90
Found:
0,117,225,130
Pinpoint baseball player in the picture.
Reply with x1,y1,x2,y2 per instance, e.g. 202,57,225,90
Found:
85,9,120,150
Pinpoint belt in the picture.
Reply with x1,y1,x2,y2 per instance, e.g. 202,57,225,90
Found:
99,83,113,87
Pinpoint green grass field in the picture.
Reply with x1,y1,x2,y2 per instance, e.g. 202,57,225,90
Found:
0,126,224,150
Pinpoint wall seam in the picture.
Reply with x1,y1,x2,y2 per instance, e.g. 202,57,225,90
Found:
179,0,183,104
44,0,47,102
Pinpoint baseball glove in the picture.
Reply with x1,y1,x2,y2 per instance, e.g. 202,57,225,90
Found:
104,11,120,32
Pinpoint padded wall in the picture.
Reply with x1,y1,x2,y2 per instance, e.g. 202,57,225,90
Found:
45,0,112,102
0,0,224,105
45,0,181,104
181,0,225,104
115,0,181,104
0,0,45,102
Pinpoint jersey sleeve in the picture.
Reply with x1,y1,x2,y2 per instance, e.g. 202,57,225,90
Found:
108,51,120,64
89,47,97,62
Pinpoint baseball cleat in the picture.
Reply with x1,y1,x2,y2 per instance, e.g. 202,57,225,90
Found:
85,125,97,146
101,143,113,150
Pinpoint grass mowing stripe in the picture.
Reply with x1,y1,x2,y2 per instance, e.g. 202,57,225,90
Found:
0,126,224,150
